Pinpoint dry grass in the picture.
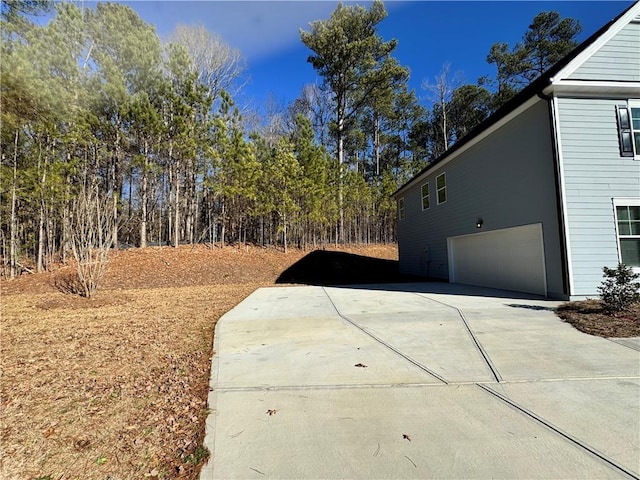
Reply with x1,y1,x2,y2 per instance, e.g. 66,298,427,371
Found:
1,244,398,479
2,285,256,479
556,299,640,337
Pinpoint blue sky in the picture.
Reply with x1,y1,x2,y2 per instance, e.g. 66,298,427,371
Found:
121,1,632,113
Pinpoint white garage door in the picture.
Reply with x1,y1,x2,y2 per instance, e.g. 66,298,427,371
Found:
448,223,547,296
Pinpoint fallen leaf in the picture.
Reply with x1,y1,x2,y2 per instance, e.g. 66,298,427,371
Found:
74,439,90,450
355,363,368,368
403,434,411,441
266,409,277,416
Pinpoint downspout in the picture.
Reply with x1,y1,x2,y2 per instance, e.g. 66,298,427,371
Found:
538,90,570,298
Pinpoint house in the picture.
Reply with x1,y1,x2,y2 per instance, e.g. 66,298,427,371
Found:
392,2,640,300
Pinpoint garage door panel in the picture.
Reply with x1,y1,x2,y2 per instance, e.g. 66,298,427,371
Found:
449,224,546,296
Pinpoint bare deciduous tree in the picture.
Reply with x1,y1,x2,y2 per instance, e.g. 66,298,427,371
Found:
168,24,246,101
422,62,462,152
288,83,334,148
69,186,114,298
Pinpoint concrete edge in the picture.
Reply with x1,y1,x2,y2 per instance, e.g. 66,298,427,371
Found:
200,312,224,478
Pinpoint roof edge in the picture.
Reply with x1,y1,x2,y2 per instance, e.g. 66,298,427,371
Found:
391,1,638,199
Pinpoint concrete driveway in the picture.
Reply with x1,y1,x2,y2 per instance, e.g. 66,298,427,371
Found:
200,283,640,479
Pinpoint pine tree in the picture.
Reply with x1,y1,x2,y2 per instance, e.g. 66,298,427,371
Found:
300,0,402,242
486,11,581,108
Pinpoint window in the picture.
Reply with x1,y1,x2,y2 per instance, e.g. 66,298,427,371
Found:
436,173,447,205
614,201,640,268
398,197,405,220
421,183,430,210
633,106,640,156
616,101,640,158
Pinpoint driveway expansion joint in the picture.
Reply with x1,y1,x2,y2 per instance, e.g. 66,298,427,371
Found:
321,287,449,385
414,293,503,383
214,382,459,393
476,383,640,480
486,375,640,384
606,337,640,352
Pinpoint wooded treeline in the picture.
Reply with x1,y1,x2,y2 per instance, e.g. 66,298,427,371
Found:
1,0,581,276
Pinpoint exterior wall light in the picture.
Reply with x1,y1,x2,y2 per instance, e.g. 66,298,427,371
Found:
476,218,483,228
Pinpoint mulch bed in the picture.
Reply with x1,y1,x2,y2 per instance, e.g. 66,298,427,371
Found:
556,300,640,337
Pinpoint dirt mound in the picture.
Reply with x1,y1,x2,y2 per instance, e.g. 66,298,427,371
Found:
1,243,399,296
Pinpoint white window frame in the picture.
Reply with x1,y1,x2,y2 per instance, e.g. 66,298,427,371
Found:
436,172,447,205
398,197,405,220
613,197,640,272
421,182,430,211
629,100,640,160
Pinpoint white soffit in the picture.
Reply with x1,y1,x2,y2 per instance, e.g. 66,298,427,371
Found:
544,81,640,97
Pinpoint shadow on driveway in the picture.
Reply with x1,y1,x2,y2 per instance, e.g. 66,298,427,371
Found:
275,250,425,286
275,250,552,305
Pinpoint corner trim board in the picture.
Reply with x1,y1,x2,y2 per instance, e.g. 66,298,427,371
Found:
551,96,575,297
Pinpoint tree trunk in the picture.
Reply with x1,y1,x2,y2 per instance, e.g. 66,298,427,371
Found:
173,158,180,248
283,213,288,254
337,114,345,244
112,129,121,250
37,201,45,272
167,165,172,245
442,101,448,151
62,180,70,264
10,129,19,278
140,141,148,248
219,199,225,248
37,143,47,272
46,201,56,268
186,169,196,245
374,111,380,176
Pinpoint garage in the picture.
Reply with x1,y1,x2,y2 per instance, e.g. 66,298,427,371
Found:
447,223,547,296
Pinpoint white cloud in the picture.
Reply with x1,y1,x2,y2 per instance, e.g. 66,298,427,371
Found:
207,2,338,59
129,1,404,61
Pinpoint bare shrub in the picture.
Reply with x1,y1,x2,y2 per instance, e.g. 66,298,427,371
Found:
68,186,114,298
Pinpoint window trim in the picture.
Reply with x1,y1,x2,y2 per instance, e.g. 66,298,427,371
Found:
421,182,430,211
398,197,405,221
613,197,640,271
629,100,640,161
436,172,447,205
619,100,640,160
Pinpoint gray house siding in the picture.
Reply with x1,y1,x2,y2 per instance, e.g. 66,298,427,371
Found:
569,19,640,81
397,99,566,297
557,97,640,296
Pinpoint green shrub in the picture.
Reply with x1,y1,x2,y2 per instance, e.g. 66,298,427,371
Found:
597,263,640,312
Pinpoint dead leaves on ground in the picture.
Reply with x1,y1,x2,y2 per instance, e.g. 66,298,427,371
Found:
1,245,399,480
1,286,231,480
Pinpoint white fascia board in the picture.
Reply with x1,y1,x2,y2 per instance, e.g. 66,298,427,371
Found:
543,81,640,97
553,2,640,81
394,96,542,198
